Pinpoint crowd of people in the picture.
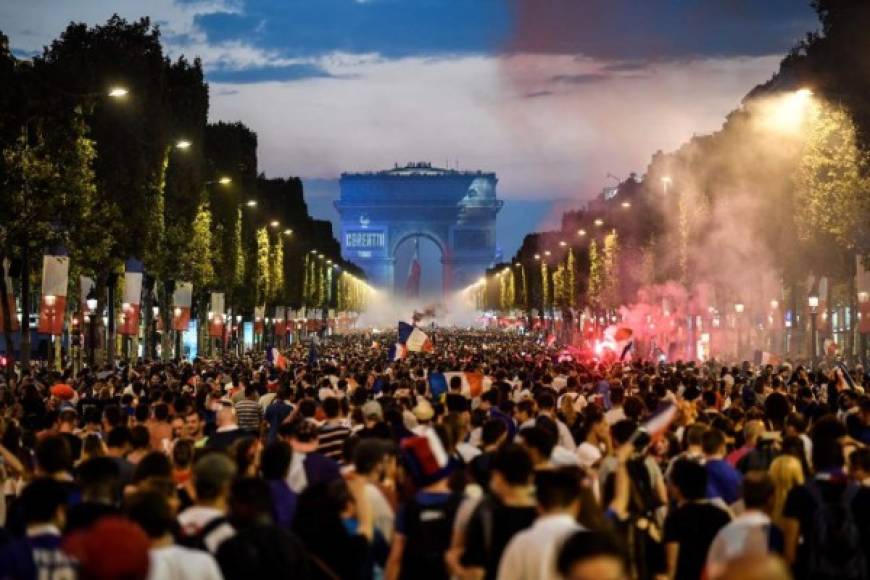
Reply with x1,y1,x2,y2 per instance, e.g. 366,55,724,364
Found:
0,328,867,580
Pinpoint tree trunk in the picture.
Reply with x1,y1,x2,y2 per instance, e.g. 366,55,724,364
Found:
106,272,117,367
0,254,16,381
161,279,174,361
20,246,31,366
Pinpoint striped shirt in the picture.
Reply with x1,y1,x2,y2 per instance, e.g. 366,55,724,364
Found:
235,399,263,433
318,421,351,462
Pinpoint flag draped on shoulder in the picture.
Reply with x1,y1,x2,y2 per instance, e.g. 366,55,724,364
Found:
442,371,487,398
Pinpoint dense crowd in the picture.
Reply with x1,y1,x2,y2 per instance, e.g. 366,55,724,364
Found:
0,329,868,580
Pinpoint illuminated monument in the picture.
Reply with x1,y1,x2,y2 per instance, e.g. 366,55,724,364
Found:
336,162,502,293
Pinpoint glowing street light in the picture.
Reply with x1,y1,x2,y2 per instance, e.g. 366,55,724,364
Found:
246,200,257,207
218,176,232,185
770,299,779,310
593,218,604,227
577,229,587,237
175,139,192,150
621,201,631,209
559,240,567,247
534,254,541,260
661,176,672,194
108,86,129,98
269,220,280,228
283,228,293,235
734,303,745,314
544,250,551,257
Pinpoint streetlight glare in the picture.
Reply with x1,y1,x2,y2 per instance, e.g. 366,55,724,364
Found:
269,220,280,228
107,87,128,98
218,176,232,185
621,201,631,208
246,200,257,207
175,139,192,149
594,218,604,227
577,229,587,236
283,228,293,235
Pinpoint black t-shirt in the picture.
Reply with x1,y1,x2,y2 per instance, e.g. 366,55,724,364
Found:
783,480,870,580
664,502,731,580
461,496,537,580
60,432,83,462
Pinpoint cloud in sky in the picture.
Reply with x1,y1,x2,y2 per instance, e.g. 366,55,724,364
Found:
1,0,820,201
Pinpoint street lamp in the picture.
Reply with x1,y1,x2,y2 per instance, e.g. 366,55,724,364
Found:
107,86,129,98
246,200,257,207
577,229,587,237
734,302,744,360
218,176,232,185
175,139,192,150
661,176,672,194
593,218,604,227
808,294,819,365
559,240,567,247
621,201,631,209
269,220,279,228
283,228,293,236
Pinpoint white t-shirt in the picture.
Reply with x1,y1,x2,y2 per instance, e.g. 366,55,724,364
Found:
576,441,603,469
148,544,223,580
365,483,395,543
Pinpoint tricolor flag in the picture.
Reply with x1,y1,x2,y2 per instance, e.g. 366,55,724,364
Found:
208,292,225,338
632,403,678,448
119,259,143,336
389,342,407,361
254,305,265,336
442,371,487,398
172,282,192,331
1,259,19,331
401,427,451,486
271,347,288,370
398,321,434,353
38,254,69,335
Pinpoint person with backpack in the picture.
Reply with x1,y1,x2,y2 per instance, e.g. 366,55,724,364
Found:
176,452,237,554
782,416,870,580
126,490,223,580
386,426,463,580
459,443,537,580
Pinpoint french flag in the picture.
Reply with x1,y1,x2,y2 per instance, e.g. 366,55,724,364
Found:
398,321,434,353
442,371,486,398
38,254,69,336
119,258,143,336
172,282,192,331
635,403,678,444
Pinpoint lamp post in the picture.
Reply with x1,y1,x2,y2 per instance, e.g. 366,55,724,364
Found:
734,302,744,361
44,295,56,368
86,296,98,368
808,294,819,366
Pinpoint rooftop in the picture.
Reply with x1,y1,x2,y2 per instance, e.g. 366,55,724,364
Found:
342,161,494,178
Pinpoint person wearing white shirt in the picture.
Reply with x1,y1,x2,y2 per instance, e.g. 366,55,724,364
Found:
705,472,782,580
127,490,224,580
497,468,585,580
537,395,576,453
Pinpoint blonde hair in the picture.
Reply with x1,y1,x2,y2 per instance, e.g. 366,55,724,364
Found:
769,455,804,524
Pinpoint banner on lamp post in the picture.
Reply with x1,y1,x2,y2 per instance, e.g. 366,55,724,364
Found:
1,259,19,331
119,259,143,336
172,282,192,331
274,306,286,337
254,305,265,336
209,293,225,338
38,255,69,335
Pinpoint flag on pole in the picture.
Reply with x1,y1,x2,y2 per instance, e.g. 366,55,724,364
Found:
119,259,143,336
208,292,225,338
634,403,678,445
172,282,192,331
38,255,69,335
254,305,265,336
405,237,422,298
398,321,433,353
1,259,19,331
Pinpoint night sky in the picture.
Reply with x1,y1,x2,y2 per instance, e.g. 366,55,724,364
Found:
3,0,820,280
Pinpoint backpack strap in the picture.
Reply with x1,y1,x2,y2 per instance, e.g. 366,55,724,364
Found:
199,515,228,538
